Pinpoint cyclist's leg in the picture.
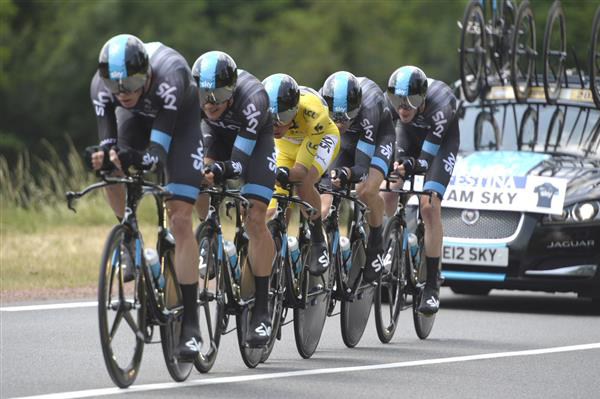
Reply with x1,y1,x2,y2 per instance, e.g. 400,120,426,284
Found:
166,98,204,357
359,124,394,283
240,130,276,345
418,119,459,314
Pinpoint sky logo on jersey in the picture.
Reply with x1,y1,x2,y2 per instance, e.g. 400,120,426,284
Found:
107,35,128,80
242,103,261,134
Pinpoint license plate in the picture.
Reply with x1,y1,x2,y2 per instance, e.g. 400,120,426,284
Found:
442,245,508,266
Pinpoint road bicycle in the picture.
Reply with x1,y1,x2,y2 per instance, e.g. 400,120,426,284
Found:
194,183,284,369
320,182,376,348
270,183,331,359
375,175,436,342
66,171,192,387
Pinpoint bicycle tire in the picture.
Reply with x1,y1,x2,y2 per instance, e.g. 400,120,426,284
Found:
236,240,263,368
159,248,193,382
97,224,145,388
543,0,567,104
545,107,565,152
511,0,536,103
412,225,436,340
260,221,286,363
460,0,486,102
518,106,538,151
340,236,374,348
374,216,405,344
293,226,331,359
193,223,226,373
590,6,600,109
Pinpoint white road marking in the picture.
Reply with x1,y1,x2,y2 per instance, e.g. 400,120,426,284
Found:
10,342,600,399
0,302,97,312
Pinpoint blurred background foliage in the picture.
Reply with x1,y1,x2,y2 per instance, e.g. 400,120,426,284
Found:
0,0,598,170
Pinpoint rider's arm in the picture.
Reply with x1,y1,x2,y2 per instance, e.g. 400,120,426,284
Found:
90,73,118,149
351,108,380,182
418,100,456,169
230,91,271,178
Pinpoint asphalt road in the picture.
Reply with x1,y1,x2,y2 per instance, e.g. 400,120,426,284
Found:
2,288,599,399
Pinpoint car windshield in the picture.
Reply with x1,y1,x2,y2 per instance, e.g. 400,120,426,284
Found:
458,101,600,159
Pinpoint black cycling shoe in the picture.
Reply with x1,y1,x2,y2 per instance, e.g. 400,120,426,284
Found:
308,241,329,276
363,244,385,283
177,327,202,361
418,282,440,315
246,312,272,348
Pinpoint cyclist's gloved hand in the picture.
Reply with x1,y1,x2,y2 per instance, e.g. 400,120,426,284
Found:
400,157,428,177
331,167,350,186
206,161,241,185
115,147,159,174
275,167,292,187
83,145,114,172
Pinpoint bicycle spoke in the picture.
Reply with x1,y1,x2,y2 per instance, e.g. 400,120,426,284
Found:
109,308,124,341
122,308,139,334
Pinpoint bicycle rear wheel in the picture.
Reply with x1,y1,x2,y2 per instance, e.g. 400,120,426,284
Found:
543,0,567,104
293,229,331,359
412,226,436,340
97,224,145,388
590,6,600,108
340,236,374,348
193,223,225,373
374,217,405,344
511,0,536,103
159,249,193,382
459,0,486,102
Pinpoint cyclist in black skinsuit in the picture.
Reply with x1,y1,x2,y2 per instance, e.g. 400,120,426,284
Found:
319,71,395,284
85,34,204,360
191,51,276,347
382,66,460,314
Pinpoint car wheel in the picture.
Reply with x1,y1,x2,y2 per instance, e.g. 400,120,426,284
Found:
450,286,492,296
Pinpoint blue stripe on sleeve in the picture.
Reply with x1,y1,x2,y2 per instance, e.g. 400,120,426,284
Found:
422,140,440,156
371,156,388,175
357,140,375,157
424,180,447,197
234,136,256,156
166,183,200,201
150,129,172,153
199,51,219,89
241,184,274,202
108,34,129,79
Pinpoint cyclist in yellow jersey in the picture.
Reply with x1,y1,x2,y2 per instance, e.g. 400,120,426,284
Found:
262,73,340,275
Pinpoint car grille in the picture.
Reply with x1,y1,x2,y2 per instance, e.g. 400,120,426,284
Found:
442,208,522,239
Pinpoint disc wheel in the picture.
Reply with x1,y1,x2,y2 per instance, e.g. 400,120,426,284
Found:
412,228,436,340
543,0,567,104
97,224,145,388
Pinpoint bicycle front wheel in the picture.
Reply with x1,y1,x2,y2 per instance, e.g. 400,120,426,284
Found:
97,224,145,388
374,217,405,344
159,249,193,382
194,223,225,373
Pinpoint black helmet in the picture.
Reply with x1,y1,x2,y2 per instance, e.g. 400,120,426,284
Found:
98,34,149,94
321,71,362,123
386,66,428,110
191,51,237,105
262,73,300,125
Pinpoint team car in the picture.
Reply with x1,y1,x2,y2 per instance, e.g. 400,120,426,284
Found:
436,81,600,304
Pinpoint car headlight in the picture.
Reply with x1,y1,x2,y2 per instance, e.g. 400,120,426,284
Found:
573,202,599,222
543,201,600,224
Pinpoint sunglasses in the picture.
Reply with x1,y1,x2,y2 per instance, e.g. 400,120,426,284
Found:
386,91,424,110
101,74,147,95
272,107,298,126
199,86,234,105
